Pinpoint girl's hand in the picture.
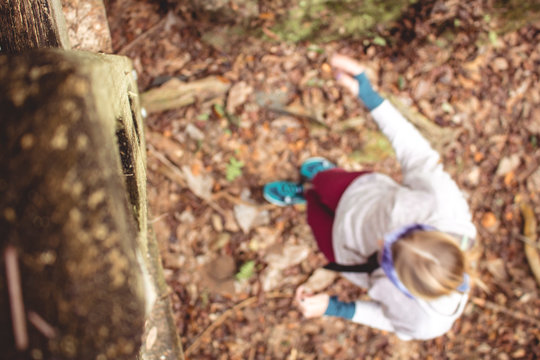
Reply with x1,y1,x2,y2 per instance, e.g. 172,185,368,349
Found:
330,54,365,75
295,285,330,318
330,54,366,97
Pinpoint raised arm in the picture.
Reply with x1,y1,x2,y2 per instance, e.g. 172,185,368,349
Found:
330,54,440,177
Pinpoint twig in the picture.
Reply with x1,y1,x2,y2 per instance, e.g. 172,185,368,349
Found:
516,234,540,250
212,191,275,211
185,291,290,356
28,311,56,338
117,15,169,55
264,105,330,129
4,246,28,350
470,296,540,328
149,212,170,224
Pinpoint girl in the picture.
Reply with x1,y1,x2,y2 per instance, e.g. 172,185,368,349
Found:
263,54,476,340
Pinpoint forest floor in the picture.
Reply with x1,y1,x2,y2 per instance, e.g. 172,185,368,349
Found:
103,1,539,359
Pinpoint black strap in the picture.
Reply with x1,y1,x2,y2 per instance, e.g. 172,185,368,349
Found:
323,252,380,274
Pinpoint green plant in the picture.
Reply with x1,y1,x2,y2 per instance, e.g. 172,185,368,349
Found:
226,156,244,181
236,260,255,280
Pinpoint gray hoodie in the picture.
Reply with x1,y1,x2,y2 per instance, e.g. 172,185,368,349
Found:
331,100,476,340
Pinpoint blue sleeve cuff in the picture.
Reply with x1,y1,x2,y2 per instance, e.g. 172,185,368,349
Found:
354,72,384,111
324,296,355,319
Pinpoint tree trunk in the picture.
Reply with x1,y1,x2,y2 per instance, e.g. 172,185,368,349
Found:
0,0,71,53
0,48,148,360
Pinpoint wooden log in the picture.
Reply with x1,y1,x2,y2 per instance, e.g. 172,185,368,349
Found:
0,49,149,359
0,0,70,53
141,76,231,114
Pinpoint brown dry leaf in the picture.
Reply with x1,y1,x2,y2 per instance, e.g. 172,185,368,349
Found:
302,268,338,293
227,81,254,113
481,212,498,229
504,171,515,187
473,152,485,163
486,259,508,281
496,154,521,176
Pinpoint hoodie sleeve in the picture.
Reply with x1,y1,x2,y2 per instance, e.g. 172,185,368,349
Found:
354,73,441,181
350,300,396,333
369,100,441,180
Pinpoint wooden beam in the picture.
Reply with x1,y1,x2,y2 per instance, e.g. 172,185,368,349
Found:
0,0,70,54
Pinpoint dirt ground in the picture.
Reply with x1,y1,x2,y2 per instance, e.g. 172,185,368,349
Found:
103,1,540,358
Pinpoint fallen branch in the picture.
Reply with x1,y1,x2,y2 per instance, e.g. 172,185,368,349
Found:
185,292,290,356
519,201,540,286
141,76,231,114
264,104,330,129
470,296,540,328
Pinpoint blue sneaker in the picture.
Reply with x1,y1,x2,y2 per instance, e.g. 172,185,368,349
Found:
263,181,305,206
300,157,335,180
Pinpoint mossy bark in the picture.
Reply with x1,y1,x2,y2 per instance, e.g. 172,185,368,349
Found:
0,0,71,53
0,49,168,360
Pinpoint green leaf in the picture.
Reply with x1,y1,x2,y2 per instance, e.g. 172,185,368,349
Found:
441,102,453,113
398,76,405,90
214,103,226,118
373,36,387,46
236,260,255,280
489,31,498,45
197,112,210,121
307,44,324,54
531,135,538,148
226,156,244,181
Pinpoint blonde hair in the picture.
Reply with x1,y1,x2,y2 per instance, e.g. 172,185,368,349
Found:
392,230,466,300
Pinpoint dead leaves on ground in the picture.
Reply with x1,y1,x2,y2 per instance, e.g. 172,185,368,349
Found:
106,2,540,358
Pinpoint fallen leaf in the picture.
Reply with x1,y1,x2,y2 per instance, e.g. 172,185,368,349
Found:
486,259,508,281
302,268,338,293
466,166,481,187
182,165,213,200
260,267,283,291
234,204,259,233
146,326,158,351
263,244,310,270
227,81,253,113
481,212,498,229
504,171,515,186
496,154,521,176
185,123,205,141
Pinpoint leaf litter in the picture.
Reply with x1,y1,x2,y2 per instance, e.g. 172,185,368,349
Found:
107,1,540,358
